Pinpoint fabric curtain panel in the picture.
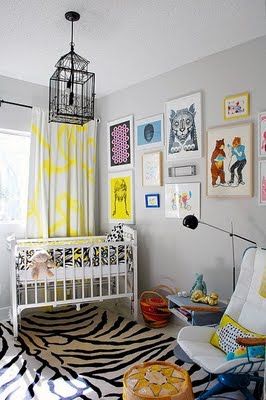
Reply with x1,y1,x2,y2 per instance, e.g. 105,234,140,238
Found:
27,107,96,238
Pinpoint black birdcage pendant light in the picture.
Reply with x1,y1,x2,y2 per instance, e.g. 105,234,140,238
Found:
49,11,95,125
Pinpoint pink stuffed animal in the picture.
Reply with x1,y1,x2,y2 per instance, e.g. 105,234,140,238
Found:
29,250,57,280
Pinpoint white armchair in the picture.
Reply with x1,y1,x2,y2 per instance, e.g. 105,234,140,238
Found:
177,247,266,399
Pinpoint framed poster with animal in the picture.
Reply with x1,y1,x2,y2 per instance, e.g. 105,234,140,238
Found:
206,122,253,197
165,91,202,161
107,115,134,170
108,170,134,223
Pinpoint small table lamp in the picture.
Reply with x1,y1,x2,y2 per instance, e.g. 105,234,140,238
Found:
183,215,257,291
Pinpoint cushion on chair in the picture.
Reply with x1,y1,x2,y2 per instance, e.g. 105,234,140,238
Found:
210,314,265,360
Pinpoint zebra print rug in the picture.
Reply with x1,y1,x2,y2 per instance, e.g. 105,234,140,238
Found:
0,304,239,399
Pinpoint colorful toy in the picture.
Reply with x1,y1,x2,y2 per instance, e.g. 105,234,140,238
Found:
190,273,207,295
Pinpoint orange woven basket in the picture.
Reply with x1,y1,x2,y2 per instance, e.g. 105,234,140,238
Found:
140,285,176,328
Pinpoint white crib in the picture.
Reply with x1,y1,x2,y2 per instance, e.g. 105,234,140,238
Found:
8,225,137,338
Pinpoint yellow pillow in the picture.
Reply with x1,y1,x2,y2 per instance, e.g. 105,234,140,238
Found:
210,314,265,360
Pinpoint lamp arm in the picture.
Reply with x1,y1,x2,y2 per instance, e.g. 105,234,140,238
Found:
199,221,256,245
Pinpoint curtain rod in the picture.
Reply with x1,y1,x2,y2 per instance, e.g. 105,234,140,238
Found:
0,99,101,123
0,99,33,109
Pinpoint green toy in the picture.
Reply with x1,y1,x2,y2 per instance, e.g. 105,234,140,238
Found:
190,273,207,296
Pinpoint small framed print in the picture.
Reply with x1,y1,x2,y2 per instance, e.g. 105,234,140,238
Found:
142,151,162,186
224,92,250,121
258,112,266,157
165,182,200,219
145,193,160,208
258,161,266,205
107,115,134,170
135,114,164,149
108,170,134,224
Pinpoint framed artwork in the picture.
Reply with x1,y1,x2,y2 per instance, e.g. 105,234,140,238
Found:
206,122,253,197
224,92,250,121
107,115,134,170
108,170,134,223
165,182,200,219
135,114,164,149
142,151,162,186
258,161,266,205
145,193,160,208
165,91,202,161
258,112,266,157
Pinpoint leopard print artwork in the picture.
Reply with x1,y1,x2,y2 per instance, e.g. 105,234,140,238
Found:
168,103,198,155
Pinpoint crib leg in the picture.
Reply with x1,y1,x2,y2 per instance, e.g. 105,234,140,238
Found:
13,309,18,339
76,303,80,311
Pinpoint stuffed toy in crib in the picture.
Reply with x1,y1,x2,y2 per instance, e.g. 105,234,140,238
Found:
28,250,57,279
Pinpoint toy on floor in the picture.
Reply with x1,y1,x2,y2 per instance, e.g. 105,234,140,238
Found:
29,249,57,279
190,273,207,295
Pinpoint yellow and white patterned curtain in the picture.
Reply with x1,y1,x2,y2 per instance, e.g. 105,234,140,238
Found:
26,107,96,238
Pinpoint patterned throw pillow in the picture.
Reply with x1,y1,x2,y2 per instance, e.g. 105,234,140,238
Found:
210,314,265,360
106,223,124,242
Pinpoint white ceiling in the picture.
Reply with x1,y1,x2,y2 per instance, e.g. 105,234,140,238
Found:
1,0,266,98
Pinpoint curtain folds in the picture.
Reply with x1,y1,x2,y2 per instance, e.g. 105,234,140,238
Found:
26,107,96,238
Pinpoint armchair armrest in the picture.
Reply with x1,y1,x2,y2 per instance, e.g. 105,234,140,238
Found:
177,325,216,342
236,337,266,347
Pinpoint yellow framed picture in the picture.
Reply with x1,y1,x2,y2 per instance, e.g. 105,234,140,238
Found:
108,170,134,224
224,92,250,121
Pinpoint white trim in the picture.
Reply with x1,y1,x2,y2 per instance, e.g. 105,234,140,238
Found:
0,128,30,137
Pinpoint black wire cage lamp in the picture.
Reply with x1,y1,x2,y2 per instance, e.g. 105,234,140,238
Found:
49,11,95,126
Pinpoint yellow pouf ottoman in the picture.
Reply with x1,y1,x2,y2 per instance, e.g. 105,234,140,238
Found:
123,361,194,400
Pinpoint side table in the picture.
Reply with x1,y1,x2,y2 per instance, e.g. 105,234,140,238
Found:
167,295,227,326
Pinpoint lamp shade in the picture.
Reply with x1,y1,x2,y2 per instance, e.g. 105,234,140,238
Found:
183,214,199,230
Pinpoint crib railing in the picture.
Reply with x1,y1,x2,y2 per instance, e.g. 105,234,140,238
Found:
8,227,138,338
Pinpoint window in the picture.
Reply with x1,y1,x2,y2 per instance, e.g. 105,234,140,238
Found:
0,130,30,223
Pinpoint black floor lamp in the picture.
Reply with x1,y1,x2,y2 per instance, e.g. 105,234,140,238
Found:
183,215,257,292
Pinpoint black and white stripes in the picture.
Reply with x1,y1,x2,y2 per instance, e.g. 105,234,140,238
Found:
0,305,236,399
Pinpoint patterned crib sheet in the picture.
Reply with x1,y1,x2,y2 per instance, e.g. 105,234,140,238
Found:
16,245,132,271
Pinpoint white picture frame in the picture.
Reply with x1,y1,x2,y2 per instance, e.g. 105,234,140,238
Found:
108,170,134,224
258,161,266,206
165,91,202,161
142,151,162,186
135,114,164,149
165,182,200,219
107,115,134,171
258,111,266,157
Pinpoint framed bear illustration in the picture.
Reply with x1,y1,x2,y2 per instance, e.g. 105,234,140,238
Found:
206,122,253,197
165,92,202,161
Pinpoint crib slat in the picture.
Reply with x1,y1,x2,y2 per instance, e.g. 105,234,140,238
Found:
72,248,76,300
63,248,66,301
24,250,28,305
99,245,102,298
90,246,94,297
108,245,111,296
81,247,85,300
124,244,128,294
54,250,57,303
116,245,119,295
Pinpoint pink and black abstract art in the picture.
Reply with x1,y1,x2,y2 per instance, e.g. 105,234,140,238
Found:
109,120,131,167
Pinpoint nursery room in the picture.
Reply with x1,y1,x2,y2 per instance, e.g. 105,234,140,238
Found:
0,0,266,399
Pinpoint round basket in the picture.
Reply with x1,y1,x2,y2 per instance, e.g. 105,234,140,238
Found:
123,360,194,399
140,285,175,328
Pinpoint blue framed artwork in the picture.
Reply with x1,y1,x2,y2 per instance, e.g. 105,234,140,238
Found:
145,193,160,208
135,114,164,149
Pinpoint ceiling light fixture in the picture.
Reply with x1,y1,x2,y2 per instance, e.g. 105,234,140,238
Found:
49,11,95,125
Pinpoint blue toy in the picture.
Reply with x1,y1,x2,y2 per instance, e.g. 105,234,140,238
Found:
190,273,207,295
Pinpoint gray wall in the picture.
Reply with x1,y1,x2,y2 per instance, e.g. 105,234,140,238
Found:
97,36,266,300
0,75,48,318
